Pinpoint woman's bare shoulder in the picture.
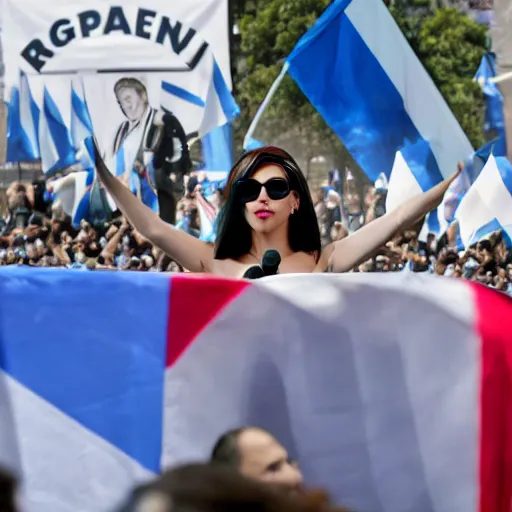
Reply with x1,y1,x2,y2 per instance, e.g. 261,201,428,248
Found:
211,258,248,278
313,245,334,273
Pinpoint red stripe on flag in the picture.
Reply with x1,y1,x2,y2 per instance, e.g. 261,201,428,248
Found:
472,283,512,512
166,275,250,368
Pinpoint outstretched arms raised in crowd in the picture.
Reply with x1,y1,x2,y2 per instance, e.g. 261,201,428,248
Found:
320,165,462,273
93,141,213,273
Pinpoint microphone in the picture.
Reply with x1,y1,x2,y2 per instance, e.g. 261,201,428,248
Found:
261,250,281,276
243,265,265,280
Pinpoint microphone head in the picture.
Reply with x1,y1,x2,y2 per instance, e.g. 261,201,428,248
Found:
261,250,281,276
262,249,281,267
243,265,265,280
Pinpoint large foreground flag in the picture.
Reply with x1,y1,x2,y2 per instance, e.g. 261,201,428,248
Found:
1,269,512,512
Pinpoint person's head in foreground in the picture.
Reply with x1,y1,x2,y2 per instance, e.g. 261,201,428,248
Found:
116,463,348,512
214,147,321,261
0,467,17,512
210,427,303,496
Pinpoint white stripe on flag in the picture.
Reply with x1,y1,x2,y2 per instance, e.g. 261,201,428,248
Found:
345,0,473,178
162,273,478,512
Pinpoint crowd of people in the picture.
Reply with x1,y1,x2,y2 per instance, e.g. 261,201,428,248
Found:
1,171,511,295
313,180,512,294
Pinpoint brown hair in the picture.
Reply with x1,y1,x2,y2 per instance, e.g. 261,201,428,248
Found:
117,463,350,512
214,147,321,261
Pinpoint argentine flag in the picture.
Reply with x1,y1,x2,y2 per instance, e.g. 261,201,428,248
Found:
246,0,472,193
456,155,512,248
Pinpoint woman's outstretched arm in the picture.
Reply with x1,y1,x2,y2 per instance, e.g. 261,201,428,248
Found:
93,141,214,273
318,167,461,273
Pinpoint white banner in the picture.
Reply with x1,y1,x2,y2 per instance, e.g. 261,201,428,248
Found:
1,0,238,219
2,0,231,92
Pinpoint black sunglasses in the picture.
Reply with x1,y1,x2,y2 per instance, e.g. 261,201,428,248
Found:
235,178,290,203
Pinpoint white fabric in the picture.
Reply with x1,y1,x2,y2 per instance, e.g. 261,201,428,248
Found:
385,151,422,213
1,0,231,93
385,151,431,240
345,0,474,177
162,273,478,512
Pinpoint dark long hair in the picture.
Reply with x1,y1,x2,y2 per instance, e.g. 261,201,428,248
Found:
214,147,321,261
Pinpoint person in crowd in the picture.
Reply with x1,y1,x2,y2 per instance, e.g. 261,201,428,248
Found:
210,427,303,496
94,144,458,277
0,182,34,234
115,463,348,512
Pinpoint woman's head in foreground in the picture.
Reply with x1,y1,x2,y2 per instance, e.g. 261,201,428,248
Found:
117,463,349,512
214,147,321,260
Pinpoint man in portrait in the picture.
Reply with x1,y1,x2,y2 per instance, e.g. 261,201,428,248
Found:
110,77,192,224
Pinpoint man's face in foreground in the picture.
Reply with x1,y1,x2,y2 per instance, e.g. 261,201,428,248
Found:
236,428,303,495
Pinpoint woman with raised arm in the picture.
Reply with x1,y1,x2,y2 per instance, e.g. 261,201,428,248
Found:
94,144,459,277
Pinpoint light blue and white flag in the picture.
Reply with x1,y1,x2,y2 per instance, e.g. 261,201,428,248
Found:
385,150,443,240
246,0,472,190
456,155,512,248
6,73,40,162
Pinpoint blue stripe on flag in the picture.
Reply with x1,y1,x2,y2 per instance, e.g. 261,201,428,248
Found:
286,0,447,186
0,267,170,472
212,61,240,122
6,88,37,162
116,144,126,177
161,81,206,107
201,124,233,171
43,88,76,173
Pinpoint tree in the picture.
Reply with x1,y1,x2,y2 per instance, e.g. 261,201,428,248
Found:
233,0,356,184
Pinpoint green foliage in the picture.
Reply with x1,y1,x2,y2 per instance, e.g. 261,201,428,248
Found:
235,0,331,128
233,0,352,178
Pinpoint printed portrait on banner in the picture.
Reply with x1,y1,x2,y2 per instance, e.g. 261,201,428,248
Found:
83,73,191,225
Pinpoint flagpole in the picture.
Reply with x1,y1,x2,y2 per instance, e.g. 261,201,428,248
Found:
243,62,289,149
